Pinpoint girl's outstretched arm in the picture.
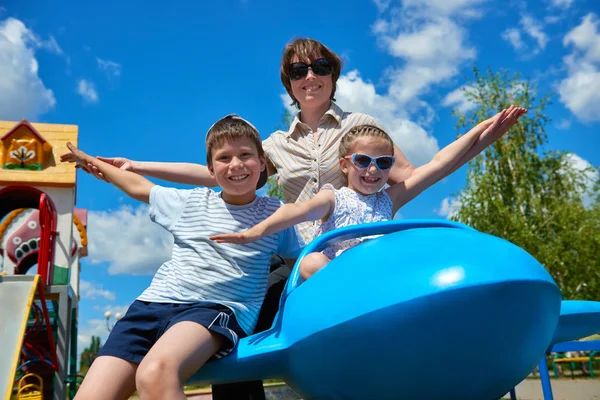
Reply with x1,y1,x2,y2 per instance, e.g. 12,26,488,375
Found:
386,106,526,213
64,142,155,203
210,190,335,244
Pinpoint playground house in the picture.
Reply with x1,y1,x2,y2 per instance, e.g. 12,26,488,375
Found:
0,119,87,400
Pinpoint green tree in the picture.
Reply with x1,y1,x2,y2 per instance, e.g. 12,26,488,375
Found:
265,109,295,201
449,67,600,300
79,336,102,375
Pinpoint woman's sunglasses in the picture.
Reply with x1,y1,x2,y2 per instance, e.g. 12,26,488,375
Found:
344,153,395,171
288,58,333,81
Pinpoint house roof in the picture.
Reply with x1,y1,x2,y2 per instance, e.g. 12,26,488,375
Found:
1,119,48,143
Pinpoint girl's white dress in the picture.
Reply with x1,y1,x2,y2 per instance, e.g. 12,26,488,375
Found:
314,184,393,259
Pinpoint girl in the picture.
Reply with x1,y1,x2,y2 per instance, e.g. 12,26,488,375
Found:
210,106,526,280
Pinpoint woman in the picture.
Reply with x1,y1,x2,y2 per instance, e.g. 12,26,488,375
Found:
72,38,510,399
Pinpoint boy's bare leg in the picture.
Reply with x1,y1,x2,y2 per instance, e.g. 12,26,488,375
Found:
74,356,138,400
300,252,331,280
135,321,223,400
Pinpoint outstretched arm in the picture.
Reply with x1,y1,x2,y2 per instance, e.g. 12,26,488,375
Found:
386,144,416,185
126,161,217,186
210,190,335,244
64,143,155,203
435,107,526,181
386,106,526,213
60,148,219,187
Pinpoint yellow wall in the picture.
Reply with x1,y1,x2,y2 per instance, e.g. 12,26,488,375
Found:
0,120,78,187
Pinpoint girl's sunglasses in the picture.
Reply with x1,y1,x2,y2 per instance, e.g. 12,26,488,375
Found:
344,153,395,171
288,58,333,81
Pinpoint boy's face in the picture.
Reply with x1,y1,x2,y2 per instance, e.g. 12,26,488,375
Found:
209,137,265,205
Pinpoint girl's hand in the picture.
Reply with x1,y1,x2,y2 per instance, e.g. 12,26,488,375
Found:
210,230,260,244
481,105,527,143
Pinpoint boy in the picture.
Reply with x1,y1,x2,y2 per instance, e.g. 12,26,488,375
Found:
62,115,301,400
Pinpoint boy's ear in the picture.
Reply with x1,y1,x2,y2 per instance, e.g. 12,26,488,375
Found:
256,155,268,190
259,154,266,172
207,162,215,178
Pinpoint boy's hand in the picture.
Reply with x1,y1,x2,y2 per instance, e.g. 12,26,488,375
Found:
62,143,95,169
60,146,134,183
210,229,261,244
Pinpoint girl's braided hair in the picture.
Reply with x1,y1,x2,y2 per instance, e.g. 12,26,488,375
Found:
338,124,394,159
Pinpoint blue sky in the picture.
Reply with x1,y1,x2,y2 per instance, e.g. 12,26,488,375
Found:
1,0,598,352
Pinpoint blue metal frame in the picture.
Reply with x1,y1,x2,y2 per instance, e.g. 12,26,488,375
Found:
511,340,600,400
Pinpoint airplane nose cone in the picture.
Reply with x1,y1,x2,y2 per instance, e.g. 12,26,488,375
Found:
282,226,561,400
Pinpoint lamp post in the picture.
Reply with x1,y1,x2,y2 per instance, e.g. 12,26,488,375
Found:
104,310,122,332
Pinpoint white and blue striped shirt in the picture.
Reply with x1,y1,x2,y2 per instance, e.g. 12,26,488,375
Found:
137,186,302,335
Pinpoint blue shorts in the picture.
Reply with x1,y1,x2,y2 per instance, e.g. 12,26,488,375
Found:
97,300,246,364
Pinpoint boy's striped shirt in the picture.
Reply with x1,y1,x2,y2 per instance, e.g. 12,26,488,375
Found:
137,186,301,335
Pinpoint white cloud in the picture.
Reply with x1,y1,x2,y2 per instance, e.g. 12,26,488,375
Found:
76,79,99,103
87,204,173,275
369,0,487,127
521,15,549,51
502,15,548,56
399,0,487,18
39,35,63,55
563,13,600,62
368,0,489,163
77,319,108,356
97,57,122,78
558,13,600,123
373,0,391,12
79,280,116,301
442,85,477,113
555,118,572,130
0,18,56,120
563,153,599,207
436,196,462,218
379,18,476,106
502,28,526,51
545,15,561,24
550,0,574,8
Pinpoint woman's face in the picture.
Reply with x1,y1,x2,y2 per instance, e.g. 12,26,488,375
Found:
289,55,333,111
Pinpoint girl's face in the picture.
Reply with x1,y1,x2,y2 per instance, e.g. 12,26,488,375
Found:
340,137,394,196
289,55,333,111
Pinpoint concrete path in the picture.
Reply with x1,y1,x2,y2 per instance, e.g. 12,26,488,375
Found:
131,379,600,399
504,378,600,400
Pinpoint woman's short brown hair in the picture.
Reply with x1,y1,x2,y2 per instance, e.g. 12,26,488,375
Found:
280,37,342,109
